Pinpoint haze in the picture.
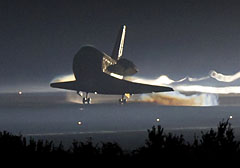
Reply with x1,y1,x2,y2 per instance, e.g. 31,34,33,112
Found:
1,0,240,92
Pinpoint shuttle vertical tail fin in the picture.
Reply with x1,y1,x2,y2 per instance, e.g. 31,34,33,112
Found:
111,25,126,60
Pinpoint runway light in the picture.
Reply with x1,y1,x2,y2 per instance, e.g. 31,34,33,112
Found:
229,115,233,119
156,118,160,122
77,121,82,125
18,91,22,95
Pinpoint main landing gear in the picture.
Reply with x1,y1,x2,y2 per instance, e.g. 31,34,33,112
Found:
119,94,127,104
77,91,91,104
83,97,91,104
77,92,129,104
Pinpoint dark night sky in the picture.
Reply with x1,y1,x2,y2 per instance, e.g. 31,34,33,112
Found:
1,0,240,91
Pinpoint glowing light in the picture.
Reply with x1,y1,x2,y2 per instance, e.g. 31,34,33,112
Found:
229,115,233,119
110,73,124,79
124,75,176,85
125,93,131,98
77,121,82,125
94,92,98,94
18,91,22,95
156,118,160,122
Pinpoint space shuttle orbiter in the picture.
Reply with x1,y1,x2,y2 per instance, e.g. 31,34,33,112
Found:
50,25,173,104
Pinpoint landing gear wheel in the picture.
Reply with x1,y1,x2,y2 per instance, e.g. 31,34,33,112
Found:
87,98,91,104
119,98,127,104
82,94,91,104
82,97,88,104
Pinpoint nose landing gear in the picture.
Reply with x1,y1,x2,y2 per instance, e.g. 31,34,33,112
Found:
83,92,91,104
119,94,127,104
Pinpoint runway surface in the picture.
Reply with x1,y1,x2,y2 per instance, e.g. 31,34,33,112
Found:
0,92,240,149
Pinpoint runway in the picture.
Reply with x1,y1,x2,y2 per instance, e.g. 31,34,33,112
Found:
0,92,240,149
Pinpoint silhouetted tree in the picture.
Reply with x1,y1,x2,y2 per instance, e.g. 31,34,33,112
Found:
0,118,240,164
194,119,240,161
0,131,25,153
134,125,190,162
101,142,124,159
71,138,100,160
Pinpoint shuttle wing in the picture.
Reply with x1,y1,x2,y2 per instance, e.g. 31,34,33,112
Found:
50,81,78,91
93,73,173,94
51,73,173,95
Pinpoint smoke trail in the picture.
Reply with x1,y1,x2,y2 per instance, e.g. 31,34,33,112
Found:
125,70,240,85
52,70,240,106
124,75,185,85
210,70,240,82
132,91,218,106
175,85,240,94
185,70,240,83
125,74,210,85
188,76,210,82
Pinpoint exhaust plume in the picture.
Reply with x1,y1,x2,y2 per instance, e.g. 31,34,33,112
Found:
132,91,218,106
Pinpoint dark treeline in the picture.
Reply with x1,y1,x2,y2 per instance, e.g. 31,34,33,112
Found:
0,119,239,164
